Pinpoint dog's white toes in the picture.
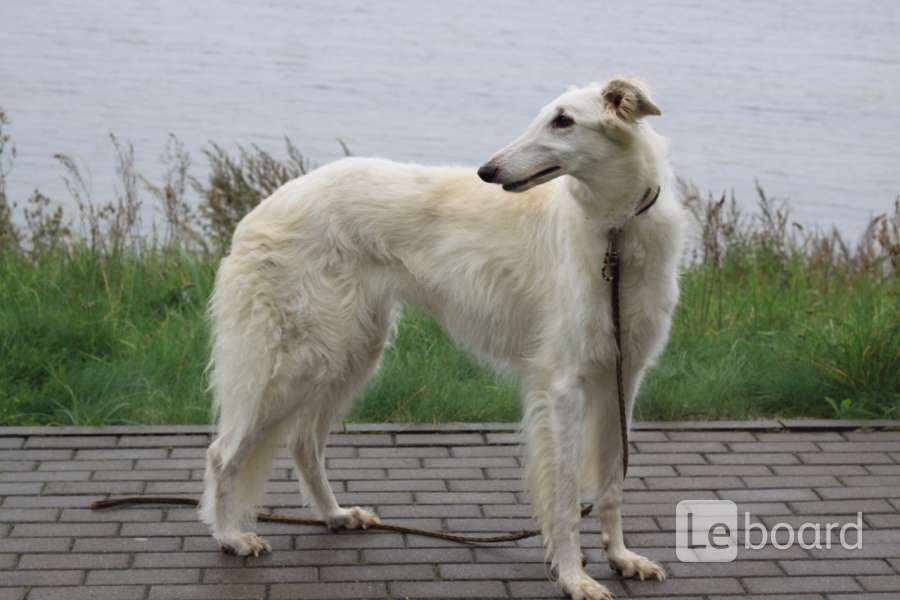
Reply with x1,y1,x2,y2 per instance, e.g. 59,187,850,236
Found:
218,532,272,557
327,506,380,531
560,574,615,600
609,550,666,581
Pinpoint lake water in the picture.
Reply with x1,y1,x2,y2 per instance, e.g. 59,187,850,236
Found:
2,0,899,238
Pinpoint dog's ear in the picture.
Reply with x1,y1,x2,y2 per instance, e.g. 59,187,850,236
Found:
600,78,661,122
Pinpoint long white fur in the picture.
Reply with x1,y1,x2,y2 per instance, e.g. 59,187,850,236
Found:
200,77,686,600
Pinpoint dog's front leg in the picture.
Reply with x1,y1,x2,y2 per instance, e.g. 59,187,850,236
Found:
524,373,613,600
587,375,666,582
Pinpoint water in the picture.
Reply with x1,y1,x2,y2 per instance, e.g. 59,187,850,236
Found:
2,0,899,237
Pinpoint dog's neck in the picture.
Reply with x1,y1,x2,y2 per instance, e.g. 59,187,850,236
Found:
561,134,665,230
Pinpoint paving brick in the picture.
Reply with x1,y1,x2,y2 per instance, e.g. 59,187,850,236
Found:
666,431,757,442
666,560,782,577
149,584,266,599
820,442,900,452
708,453,799,465
348,479,447,492
118,435,209,447
25,436,118,448
132,551,245,568
677,464,772,476
631,453,706,464
358,446,449,458
0,471,89,483
799,452,893,464
203,566,317,583
842,475,900,486
329,457,418,469
363,547,472,564
448,479,523,492
3,495,104,508
637,442,728,453
774,464,867,476
391,467,484,479
858,575,900,591
757,431,845,441
0,482,42,495
73,537,181,553
396,433,484,446
451,445,521,457
293,532,405,549
0,509,58,522
322,564,434,581
377,504,482,518
92,469,190,481
392,580,508,598
87,568,200,585
817,485,900,499
60,508,163,522
423,457,518,468
0,449,72,460
11,523,119,538
720,488,819,502
644,476,744,490
416,492,516,504
75,448,167,460
0,569,84,586
270,582,387,599
0,460,35,472
0,538,72,553
741,575,862,593
808,543,900,559
17,553,130,570
627,576,744,595
28,587,145,600
43,481,144,495
509,579,623,598
789,499,893,514
742,475,841,488
779,559,894,575
182,535,291,552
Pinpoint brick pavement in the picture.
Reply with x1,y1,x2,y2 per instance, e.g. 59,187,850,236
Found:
0,421,898,599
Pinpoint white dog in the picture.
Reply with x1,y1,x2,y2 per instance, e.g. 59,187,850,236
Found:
200,77,686,600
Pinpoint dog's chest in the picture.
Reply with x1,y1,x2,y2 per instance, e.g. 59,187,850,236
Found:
575,236,678,368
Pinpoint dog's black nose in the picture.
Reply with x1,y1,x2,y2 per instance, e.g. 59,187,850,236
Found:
477,164,498,183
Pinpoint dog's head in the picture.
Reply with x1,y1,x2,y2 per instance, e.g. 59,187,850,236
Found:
477,78,661,193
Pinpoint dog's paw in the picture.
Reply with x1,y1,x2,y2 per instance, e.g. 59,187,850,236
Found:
326,506,380,531
560,574,615,600
609,549,666,581
218,531,272,557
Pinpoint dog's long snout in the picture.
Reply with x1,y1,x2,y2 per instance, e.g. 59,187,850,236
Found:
477,164,499,183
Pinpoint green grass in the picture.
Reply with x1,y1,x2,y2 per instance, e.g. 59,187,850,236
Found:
1,247,896,426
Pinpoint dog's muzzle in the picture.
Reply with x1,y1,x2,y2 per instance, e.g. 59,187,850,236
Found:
477,164,499,183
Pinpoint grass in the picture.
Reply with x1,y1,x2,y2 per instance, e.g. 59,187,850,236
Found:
0,110,898,425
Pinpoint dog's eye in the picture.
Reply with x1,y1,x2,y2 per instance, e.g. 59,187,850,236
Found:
551,114,574,129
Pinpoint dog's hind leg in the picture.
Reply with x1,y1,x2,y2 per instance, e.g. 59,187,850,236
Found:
288,299,396,530
584,373,666,581
288,388,380,530
200,388,293,556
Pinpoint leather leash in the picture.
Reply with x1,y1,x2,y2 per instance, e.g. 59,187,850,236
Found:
601,186,660,478
91,496,593,546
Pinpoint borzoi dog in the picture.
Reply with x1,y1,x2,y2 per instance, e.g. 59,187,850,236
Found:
201,77,686,600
